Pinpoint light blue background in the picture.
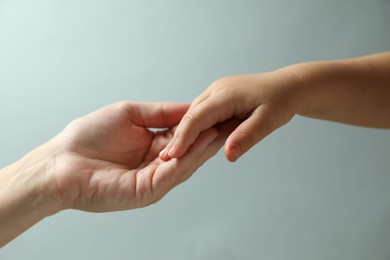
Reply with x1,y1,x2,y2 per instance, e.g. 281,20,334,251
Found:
1,0,390,259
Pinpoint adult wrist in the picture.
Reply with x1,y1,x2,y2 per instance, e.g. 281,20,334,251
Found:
20,141,64,217
0,141,62,247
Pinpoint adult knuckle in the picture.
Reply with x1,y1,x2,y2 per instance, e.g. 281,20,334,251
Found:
114,101,131,110
158,103,169,126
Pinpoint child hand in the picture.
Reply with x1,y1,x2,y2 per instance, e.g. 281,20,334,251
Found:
160,70,302,162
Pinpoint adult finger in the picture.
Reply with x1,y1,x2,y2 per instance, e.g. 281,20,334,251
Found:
120,102,190,128
152,127,220,199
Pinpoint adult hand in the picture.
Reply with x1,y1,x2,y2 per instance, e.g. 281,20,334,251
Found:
1,101,229,246
45,101,221,212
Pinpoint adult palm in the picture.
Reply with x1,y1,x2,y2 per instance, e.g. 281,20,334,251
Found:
46,102,219,212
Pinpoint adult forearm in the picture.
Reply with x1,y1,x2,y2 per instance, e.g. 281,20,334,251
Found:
0,144,59,247
283,52,390,128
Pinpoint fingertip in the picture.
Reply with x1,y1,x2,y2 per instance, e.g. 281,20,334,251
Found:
166,141,188,159
224,143,240,163
159,147,167,157
159,147,171,161
167,145,177,158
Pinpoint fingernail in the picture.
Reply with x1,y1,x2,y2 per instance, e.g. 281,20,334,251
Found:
159,147,167,158
167,145,176,157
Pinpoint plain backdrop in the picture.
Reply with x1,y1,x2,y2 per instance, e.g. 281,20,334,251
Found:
0,0,389,259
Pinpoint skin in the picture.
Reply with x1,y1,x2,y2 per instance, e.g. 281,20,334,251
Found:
0,101,233,247
2,52,389,248
160,52,390,162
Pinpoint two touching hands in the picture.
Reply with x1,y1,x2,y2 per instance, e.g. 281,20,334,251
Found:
38,102,231,212
2,52,389,247
46,51,390,212
3,71,291,246
1,72,289,246
21,71,298,216
42,72,301,214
